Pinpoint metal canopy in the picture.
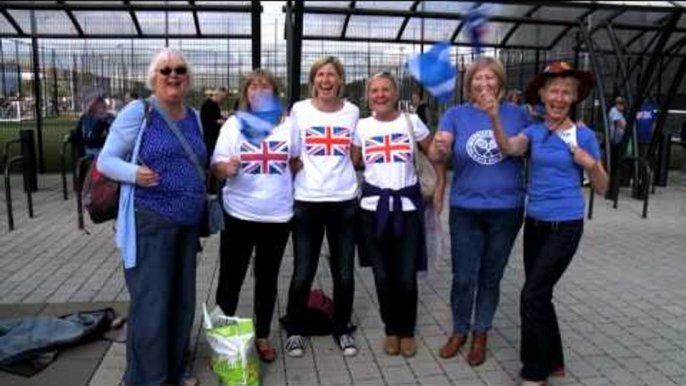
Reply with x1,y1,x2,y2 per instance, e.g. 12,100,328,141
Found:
291,1,685,54
0,1,256,39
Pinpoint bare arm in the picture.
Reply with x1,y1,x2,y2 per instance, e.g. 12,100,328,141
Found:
351,145,363,169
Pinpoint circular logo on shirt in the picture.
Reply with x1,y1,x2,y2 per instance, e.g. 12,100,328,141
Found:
466,130,502,165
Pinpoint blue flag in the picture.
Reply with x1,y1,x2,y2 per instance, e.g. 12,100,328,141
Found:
237,92,283,146
406,41,457,103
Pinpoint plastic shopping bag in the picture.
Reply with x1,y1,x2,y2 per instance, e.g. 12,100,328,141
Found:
203,303,260,386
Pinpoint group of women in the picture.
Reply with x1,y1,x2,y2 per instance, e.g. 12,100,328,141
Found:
99,48,607,386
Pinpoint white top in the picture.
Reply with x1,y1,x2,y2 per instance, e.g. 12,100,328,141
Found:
211,115,298,223
353,113,430,212
291,99,360,202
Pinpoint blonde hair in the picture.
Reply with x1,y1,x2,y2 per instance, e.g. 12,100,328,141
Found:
308,56,346,98
366,72,399,110
463,57,506,102
146,48,191,91
238,68,280,111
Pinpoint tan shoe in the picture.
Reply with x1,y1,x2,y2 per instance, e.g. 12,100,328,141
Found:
400,337,416,358
384,335,400,356
466,332,487,367
438,334,467,359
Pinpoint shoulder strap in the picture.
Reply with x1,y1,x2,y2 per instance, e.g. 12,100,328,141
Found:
402,112,420,172
151,99,206,182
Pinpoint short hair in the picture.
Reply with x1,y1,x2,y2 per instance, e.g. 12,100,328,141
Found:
238,68,280,111
463,56,506,102
146,48,191,91
366,72,399,109
308,56,346,99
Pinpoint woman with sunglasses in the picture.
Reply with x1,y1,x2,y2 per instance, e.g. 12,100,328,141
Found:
98,49,204,386
211,69,296,363
352,72,445,357
282,56,360,358
490,62,607,386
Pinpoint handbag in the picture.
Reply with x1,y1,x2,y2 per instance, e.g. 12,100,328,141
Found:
403,113,436,202
82,157,119,224
82,100,151,224
153,102,224,236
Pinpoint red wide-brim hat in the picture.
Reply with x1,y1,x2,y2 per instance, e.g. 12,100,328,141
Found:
524,61,595,105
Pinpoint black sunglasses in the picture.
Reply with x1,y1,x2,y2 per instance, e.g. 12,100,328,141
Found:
158,66,188,76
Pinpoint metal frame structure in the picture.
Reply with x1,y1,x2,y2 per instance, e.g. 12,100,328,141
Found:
0,1,263,172
284,1,686,217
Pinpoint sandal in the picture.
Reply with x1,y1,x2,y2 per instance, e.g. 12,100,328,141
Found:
255,338,276,362
181,371,199,386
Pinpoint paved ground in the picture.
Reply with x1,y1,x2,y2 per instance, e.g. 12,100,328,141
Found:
1,173,686,386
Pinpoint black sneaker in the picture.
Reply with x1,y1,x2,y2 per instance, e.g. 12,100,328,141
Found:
286,335,305,357
337,333,358,357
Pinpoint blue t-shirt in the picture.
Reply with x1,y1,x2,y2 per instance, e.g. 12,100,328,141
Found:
135,107,207,225
523,123,601,221
439,102,531,209
636,102,657,144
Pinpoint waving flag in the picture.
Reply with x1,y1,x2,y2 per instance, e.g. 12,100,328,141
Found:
239,140,289,175
237,92,283,146
364,133,412,164
406,41,457,103
304,126,352,156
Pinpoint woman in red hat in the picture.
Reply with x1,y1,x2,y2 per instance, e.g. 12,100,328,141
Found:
490,61,608,386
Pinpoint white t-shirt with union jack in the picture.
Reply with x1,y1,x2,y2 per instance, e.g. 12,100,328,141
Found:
353,113,429,212
291,99,360,202
211,115,298,223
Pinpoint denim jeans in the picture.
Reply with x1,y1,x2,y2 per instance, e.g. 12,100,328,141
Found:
448,206,523,335
520,217,583,382
216,212,290,339
285,200,357,336
124,209,199,386
359,209,419,337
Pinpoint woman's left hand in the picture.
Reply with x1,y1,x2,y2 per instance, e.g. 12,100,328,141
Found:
478,91,499,120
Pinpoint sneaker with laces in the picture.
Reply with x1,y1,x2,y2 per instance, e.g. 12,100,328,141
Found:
337,334,358,357
286,335,305,357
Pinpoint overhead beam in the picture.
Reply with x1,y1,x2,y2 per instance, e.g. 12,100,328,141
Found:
189,1,201,37
395,1,420,41
500,4,541,46
0,9,24,35
57,1,84,37
0,3,252,12
546,7,597,50
124,1,143,36
340,1,356,39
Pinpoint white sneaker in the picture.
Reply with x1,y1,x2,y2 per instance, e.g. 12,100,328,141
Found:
337,334,358,357
286,335,305,357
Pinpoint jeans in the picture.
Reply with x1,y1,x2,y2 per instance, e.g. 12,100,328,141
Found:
520,217,583,382
216,212,290,339
448,206,523,335
285,200,357,336
359,209,419,337
124,209,199,386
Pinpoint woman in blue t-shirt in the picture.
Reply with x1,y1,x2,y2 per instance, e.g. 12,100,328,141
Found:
491,62,608,386
429,57,531,366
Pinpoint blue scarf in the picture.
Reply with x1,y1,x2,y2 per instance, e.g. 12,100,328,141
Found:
237,94,283,146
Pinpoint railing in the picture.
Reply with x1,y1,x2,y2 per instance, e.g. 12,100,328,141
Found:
4,156,34,232
75,155,94,230
3,132,37,232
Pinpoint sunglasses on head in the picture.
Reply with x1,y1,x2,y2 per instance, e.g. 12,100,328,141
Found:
158,66,188,76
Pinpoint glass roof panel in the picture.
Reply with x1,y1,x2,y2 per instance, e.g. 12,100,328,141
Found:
401,17,459,42
455,21,514,46
303,13,345,38
304,1,351,8
534,6,590,20
130,1,190,5
507,24,567,48
64,1,125,4
488,4,535,18
356,1,414,11
346,15,404,40
197,12,251,35
73,11,136,35
614,10,671,24
136,11,196,35
195,1,251,5
7,10,77,35
0,15,18,35
421,2,474,14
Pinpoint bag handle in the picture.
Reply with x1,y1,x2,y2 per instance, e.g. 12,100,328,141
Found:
151,99,206,182
402,112,421,174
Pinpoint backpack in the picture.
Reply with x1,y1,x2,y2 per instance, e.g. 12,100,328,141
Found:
79,114,113,149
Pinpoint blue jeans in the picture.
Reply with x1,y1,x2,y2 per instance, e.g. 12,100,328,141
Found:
359,210,419,337
285,200,356,336
124,209,199,386
449,206,523,335
520,217,583,382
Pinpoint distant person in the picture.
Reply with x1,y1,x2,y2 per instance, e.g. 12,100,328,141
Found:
73,95,114,157
608,96,627,192
506,89,524,105
201,87,227,163
636,96,658,157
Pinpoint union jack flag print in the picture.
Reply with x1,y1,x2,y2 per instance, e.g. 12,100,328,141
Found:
364,133,412,164
239,140,289,175
305,126,352,156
